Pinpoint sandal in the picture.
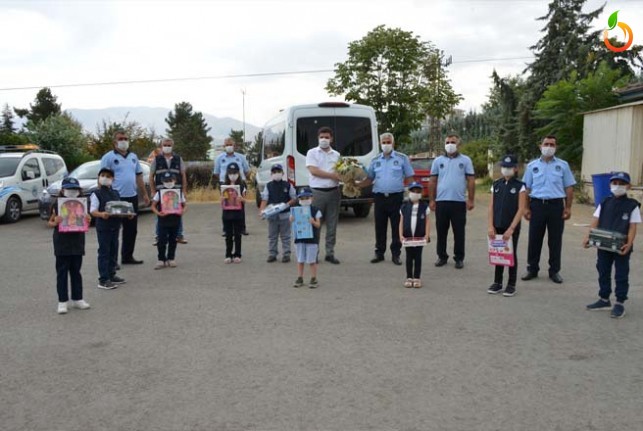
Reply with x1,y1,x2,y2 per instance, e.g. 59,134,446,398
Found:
404,278,413,288
413,279,422,288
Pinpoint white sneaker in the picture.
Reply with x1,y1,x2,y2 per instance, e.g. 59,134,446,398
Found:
154,260,166,270
167,260,177,268
71,299,91,310
224,257,232,264
233,257,241,263
57,302,68,314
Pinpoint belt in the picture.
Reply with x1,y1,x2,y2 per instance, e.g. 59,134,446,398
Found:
374,191,403,197
532,198,564,204
312,187,338,192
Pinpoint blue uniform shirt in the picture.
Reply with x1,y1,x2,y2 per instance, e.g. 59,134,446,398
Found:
430,153,475,202
367,151,414,193
522,156,576,199
214,152,250,180
100,150,143,198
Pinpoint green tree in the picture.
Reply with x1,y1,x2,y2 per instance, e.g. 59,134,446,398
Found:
246,131,263,167
1,103,15,134
15,87,62,124
26,113,89,169
229,129,245,152
165,102,212,161
459,139,491,178
88,119,157,161
326,25,458,145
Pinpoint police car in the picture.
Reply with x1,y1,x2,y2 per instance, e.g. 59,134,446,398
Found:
0,145,67,223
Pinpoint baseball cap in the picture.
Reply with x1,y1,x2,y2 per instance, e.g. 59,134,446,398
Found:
297,187,313,198
227,163,240,172
609,171,631,184
500,155,518,168
98,167,114,177
408,181,423,191
162,172,177,181
61,177,81,189
271,164,283,172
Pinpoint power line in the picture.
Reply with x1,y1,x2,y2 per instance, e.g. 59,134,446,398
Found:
0,56,535,92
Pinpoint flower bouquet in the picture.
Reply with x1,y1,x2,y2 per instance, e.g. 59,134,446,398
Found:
335,157,366,198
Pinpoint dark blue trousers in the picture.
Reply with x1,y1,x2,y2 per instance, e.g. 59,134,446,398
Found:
56,255,83,302
97,228,119,282
527,199,564,275
597,249,631,303
158,224,179,261
374,192,404,258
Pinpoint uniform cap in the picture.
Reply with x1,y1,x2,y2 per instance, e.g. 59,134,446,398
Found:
98,167,114,177
609,172,631,184
226,162,240,172
271,164,284,172
162,172,177,181
500,155,518,167
61,177,81,189
297,187,313,198
408,181,423,191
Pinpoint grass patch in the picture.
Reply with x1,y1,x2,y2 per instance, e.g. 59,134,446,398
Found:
187,186,256,203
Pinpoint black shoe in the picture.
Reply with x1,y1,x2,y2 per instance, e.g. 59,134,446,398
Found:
110,275,126,285
242,231,249,236
122,258,144,265
435,258,448,267
455,260,464,269
521,272,538,281
503,285,516,297
392,256,402,266
370,255,385,263
267,255,277,263
325,255,340,264
177,236,188,244
487,283,503,294
549,273,563,284
221,232,226,237
282,255,290,263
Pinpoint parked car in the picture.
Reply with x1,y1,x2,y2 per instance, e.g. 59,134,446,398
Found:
406,157,434,200
0,145,67,223
39,160,152,220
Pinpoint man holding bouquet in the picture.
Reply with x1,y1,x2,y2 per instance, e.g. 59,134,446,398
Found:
359,132,414,265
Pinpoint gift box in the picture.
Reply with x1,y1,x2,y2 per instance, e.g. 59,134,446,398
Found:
105,201,136,216
261,203,289,219
588,228,627,253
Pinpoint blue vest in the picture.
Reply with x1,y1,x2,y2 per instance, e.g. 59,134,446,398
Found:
401,201,429,238
266,180,292,213
93,186,122,231
154,154,182,186
492,177,524,230
598,196,640,235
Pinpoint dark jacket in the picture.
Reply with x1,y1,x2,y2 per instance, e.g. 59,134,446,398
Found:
492,177,524,230
598,195,640,236
154,154,182,186
266,180,293,214
93,186,122,231
401,201,429,238
51,198,85,256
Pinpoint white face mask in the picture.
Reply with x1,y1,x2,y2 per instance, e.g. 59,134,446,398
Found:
381,144,393,154
318,138,331,149
299,199,312,206
99,176,113,186
64,190,80,198
117,140,129,151
162,146,173,154
409,192,422,202
225,145,234,154
163,182,175,189
611,185,628,197
541,146,556,157
271,173,283,182
228,174,239,182
501,167,515,177
445,143,457,154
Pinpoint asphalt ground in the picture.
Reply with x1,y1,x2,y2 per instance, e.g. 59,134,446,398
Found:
1,196,643,431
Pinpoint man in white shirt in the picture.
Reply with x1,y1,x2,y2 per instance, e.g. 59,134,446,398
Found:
305,126,341,264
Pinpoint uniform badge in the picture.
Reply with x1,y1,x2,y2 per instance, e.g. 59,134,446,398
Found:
376,162,381,168
510,188,516,194
459,163,464,169
494,187,499,193
623,213,629,220
394,160,399,166
132,159,136,164
114,159,120,165
555,165,561,172
533,167,539,173
504,157,511,163
440,163,444,169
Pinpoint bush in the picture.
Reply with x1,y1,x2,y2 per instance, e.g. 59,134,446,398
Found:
460,139,491,178
185,161,214,190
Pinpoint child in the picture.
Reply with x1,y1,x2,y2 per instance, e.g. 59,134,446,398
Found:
487,155,526,297
290,187,322,288
152,172,187,269
90,167,126,290
221,162,246,263
258,163,297,263
399,182,430,288
48,177,91,314
583,172,640,318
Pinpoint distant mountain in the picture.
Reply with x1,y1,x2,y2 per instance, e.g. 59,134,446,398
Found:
67,106,262,146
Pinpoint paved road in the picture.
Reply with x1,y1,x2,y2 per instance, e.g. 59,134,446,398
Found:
1,198,642,431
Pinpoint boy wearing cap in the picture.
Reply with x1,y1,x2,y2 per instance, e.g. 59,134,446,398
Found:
259,164,297,263
399,182,430,288
487,155,527,297
583,172,640,318
151,172,187,269
90,167,126,290
48,177,92,314
290,188,322,288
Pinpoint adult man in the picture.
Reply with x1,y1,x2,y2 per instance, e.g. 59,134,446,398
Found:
100,130,151,265
305,126,341,264
149,138,188,244
359,132,414,265
428,134,475,269
146,141,162,164
214,137,250,235
521,136,575,284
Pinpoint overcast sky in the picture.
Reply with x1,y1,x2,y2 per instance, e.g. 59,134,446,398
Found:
1,0,641,127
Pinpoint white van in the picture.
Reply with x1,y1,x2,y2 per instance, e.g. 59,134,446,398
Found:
255,102,378,217
0,145,67,223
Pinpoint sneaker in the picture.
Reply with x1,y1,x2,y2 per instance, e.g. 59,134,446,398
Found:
267,255,277,263
282,255,291,263
167,260,177,268
404,278,413,288
488,283,503,294
177,236,188,244
413,279,422,288
152,237,158,246
57,302,68,314
586,298,611,311
233,257,242,263
309,277,319,289
110,275,126,284
224,257,232,264
71,299,91,310
97,280,117,290
154,261,166,270
293,277,304,288
503,285,516,297
611,303,625,319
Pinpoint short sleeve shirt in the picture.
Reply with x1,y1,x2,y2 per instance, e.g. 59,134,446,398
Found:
100,150,143,198
593,204,642,223
214,153,250,180
522,157,576,199
306,146,340,188
430,153,475,202
367,151,415,193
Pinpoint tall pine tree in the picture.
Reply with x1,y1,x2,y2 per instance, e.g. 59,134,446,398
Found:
165,102,212,161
